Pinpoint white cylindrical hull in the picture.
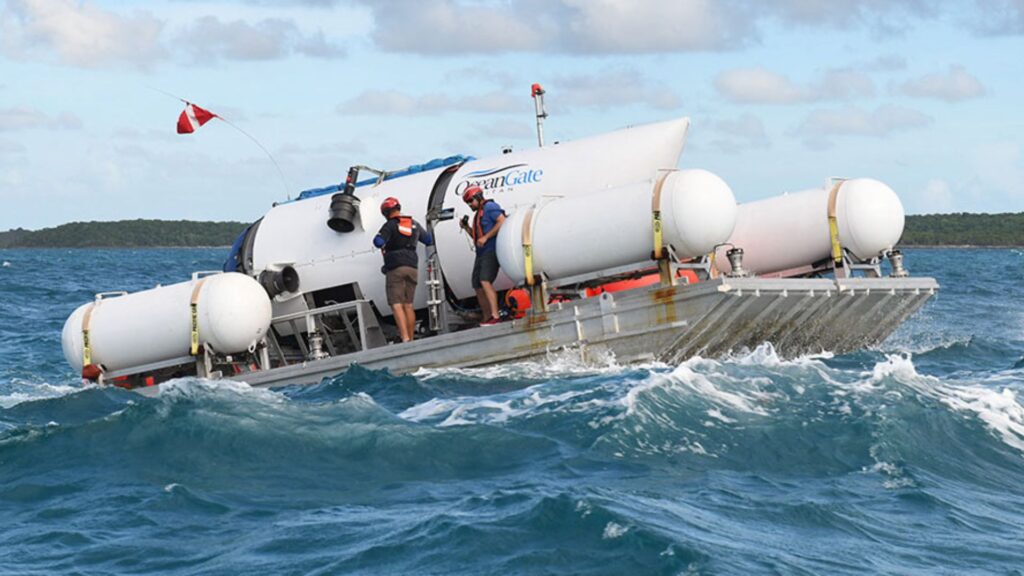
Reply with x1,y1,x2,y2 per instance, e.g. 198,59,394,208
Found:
251,117,692,312
62,273,272,373
496,169,737,285
715,178,905,276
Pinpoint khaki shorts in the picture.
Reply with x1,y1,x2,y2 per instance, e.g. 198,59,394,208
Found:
386,266,418,305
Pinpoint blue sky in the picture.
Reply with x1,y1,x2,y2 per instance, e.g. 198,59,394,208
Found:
1,0,1022,230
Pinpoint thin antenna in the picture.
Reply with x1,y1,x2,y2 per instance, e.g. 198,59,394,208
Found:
146,85,292,199
531,83,547,148
215,115,292,200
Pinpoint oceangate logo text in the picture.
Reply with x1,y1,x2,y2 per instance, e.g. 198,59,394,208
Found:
454,164,543,196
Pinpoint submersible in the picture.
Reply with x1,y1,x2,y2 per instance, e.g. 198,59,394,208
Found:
61,115,937,391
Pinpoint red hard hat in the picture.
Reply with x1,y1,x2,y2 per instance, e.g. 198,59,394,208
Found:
380,197,400,215
462,186,483,203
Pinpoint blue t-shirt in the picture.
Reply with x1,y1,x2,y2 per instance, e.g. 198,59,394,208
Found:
475,200,504,254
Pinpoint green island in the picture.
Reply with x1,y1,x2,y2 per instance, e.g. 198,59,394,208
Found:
0,213,1021,248
0,220,248,248
901,212,1024,246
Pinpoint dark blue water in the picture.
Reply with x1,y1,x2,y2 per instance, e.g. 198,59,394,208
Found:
1,248,1022,575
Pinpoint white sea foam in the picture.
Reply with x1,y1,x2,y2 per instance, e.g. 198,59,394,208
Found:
602,521,629,539
575,500,593,518
936,385,1024,453
0,381,81,408
867,354,1024,455
159,377,286,404
665,364,772,416
399,383,590,426
723,342,834,367
413,347,661,382
2,261,10,267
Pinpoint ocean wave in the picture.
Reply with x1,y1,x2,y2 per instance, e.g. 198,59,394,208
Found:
0,381,83,409
867,354,1024,456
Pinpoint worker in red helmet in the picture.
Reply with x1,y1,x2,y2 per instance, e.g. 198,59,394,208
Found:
459,185,506,326
373,197,433,343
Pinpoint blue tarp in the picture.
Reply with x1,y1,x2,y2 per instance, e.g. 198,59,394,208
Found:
293,155,472,202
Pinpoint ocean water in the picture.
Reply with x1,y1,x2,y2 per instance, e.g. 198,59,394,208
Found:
1,247,1022,575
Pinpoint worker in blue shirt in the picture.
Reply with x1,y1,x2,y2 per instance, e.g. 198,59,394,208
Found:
459,185,505,326
373,197,433,342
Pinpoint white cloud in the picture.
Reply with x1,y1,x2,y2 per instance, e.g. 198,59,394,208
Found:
0,0,166,68
863,54,907,71
0,1,344,67
554,68,682,111
0,107,81,131
357,0,964,55
361,0,756,54
710,113,771,152
364,0,549,54
337,69,679,117
715,67,874,104
820,69,876,99
715,68,808,104
898,65,986,101
793,105,932,147
914,179,956,213
176,16,344,62
967,0,1024,34
293,29,345,58
556,0,755,52
766,0,941,30
337,89,528,116
475,120,535,141
0,139,27,154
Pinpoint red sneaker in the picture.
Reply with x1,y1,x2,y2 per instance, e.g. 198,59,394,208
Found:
479,317,501,326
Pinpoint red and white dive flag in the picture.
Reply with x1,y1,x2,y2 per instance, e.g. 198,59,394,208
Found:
176,103,217,134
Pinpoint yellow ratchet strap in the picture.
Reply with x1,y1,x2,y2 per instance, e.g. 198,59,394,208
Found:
827,180,845,264
522,206,536,286
189,278,208,355
651,171,674,260
81,302,96,366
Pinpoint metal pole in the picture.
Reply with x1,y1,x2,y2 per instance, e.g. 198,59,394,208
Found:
531,83,547,148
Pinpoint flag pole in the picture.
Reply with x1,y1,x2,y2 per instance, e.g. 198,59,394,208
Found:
147,86,292,199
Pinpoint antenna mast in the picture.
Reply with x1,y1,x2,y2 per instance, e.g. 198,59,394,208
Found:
531,83,547,147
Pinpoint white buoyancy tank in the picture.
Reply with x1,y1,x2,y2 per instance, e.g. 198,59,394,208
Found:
62,272,272,373
715,178,905,276
496,169,738,285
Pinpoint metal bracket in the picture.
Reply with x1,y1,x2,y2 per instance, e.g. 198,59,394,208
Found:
599,292,619,334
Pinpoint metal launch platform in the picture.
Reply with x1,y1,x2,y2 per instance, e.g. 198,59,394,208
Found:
178,274,937,392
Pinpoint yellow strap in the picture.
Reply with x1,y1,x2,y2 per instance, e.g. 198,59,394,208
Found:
522,206,536,286
81,302,96,366
708,250,719,279
827,180,845,264
190,278,208,355
651,171,674,260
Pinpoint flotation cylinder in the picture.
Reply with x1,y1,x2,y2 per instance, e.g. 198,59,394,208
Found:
496,169,736,286
62,272,272,374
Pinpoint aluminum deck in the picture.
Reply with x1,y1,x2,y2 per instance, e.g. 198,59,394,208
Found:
212,275,937,390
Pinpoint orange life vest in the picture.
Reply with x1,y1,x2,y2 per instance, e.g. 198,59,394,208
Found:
397,216,413,236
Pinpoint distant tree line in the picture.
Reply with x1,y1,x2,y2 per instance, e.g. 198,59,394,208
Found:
0,220,249,248
0,214,1021,248
902,213,1024,246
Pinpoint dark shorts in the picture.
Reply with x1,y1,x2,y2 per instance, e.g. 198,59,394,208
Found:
386,266,418,305
471,250,499,289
